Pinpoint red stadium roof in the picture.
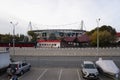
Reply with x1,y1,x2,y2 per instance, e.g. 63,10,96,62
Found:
77,34,90,43
37,34,90,43
64,37,76,42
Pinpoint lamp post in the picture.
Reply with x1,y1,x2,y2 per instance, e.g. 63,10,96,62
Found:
96,18,100,55
10,22,18,55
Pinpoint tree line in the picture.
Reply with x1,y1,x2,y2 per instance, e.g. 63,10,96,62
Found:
0,34,28,43
87,25,118,47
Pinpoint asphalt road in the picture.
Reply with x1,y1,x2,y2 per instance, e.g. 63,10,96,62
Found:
12,56,120,68
0,68,118,80
20,68,120,80
1,56,120,80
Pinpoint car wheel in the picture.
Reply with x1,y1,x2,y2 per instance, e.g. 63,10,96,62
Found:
28,67,30,71
10,68,16,75
20,71,24,75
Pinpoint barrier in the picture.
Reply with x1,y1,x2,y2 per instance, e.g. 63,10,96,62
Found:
4,47,119,57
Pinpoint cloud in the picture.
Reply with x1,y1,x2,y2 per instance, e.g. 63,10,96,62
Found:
0,0,120,34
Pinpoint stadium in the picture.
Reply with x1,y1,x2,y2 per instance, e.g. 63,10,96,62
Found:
31,29,90,48
27,21,90,48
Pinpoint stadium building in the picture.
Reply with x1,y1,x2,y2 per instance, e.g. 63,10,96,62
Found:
31,29,90,48
28,21,90,48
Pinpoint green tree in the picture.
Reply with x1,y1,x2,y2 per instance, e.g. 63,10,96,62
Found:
27,31,37,42
19,34,25,41
99,30,112,46
90,30,112,46
0,34,12,43
1,36,9,42
90,31,97,46
89,25,116,47
28,31,35,37
0,33,28,43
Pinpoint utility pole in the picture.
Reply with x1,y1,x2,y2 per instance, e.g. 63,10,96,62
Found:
10,22,18,55
96,18,100,55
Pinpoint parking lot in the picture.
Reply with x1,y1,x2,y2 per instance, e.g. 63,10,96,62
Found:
0,67,119,80
0,56,120,80
0,47,120,80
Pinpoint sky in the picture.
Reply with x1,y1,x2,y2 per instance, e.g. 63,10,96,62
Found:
0,0,120,35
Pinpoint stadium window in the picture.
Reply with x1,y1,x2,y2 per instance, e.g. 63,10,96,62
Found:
42,33,47,37
59,32,64,37
67,33,71,37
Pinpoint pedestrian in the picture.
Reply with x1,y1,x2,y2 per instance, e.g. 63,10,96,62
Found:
9,68,18,80
10,75,18,80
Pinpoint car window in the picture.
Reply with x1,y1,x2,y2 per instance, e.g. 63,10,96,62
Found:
22,63,27,66
10,64,18,68
19,64,21,68
84,64,95,69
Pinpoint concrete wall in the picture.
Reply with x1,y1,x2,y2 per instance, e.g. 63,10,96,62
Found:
0,47,119,56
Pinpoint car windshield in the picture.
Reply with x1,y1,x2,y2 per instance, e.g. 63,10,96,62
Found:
84,64,95,69
10,64,18,68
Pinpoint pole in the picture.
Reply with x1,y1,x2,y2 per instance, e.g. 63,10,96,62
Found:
97,18,100,55
10,22,18,55
13,24,15,55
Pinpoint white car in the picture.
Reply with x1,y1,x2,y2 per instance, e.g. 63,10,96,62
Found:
81,61,99,79
7,61,31,76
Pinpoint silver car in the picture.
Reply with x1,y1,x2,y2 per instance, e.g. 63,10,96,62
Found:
81,61,99,79
7,61,31,76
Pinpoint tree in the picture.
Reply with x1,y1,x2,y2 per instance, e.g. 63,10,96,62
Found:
0,34,12,43
19,34,25,42
27,31,35,37
27,31,37,42
90,31,97,46
90,30,113,47
0,33,28,43
89,25,116,47
99,30,112,46
99,25,116,35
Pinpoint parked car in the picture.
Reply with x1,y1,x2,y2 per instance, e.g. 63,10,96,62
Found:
81,61,99,79
7,61,31,76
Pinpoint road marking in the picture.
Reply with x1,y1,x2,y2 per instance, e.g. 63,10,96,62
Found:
18,69,31,80
77,69,81,80
37,69,48,80
58,69,62,80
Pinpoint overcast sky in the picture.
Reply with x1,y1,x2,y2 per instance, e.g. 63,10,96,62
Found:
0,0,120,35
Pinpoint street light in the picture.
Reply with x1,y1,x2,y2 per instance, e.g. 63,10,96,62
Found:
96,18,100,55
10,22,18,55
